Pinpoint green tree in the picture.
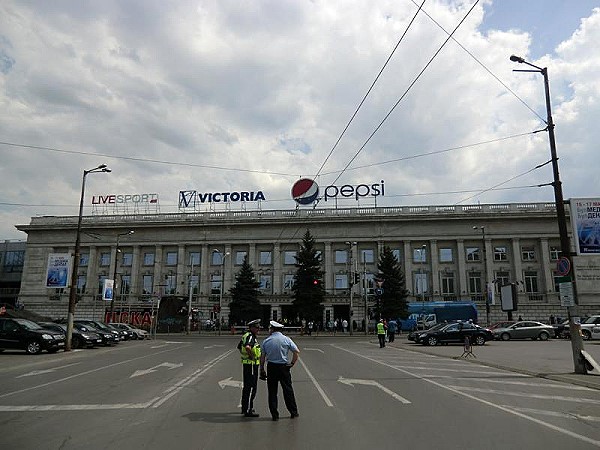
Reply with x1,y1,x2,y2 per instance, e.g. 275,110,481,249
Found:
376,246,409,319
292,230,325,321
228,256,262,325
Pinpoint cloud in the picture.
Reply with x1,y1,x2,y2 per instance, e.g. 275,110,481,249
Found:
0,1,598,240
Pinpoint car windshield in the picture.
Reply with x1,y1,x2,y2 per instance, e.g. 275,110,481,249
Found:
582,317,599,324
15,319,43,330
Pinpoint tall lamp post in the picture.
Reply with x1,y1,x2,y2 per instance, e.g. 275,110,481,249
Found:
473,226,490,326
66,164,111,351
108,230,134,323
510,55,586,374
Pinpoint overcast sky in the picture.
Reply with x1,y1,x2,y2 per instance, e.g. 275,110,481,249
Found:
1,0,599,241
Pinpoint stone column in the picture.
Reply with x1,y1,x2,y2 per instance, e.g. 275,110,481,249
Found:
324,241,333,294
430,240,439,299
177,245,186,295
539,238,554,295
130,246,140,297
404,241,414,294
457,239,467,297
273,243,281,294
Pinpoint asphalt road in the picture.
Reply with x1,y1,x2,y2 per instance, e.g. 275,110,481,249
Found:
1,335,600,450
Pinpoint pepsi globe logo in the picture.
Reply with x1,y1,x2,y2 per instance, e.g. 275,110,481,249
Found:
292,178,319,205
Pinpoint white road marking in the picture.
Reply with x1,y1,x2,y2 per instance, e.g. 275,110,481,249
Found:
446,385,600,405
16,362,81,378
304,348,324,353
502,405,600,423
0,398,161,412
130,362,183,378
218,377,243,389
333,344,600,448
203,345,225,349
468,378,594,391
150,344,169,349
298,358,333,407
338,377,411,404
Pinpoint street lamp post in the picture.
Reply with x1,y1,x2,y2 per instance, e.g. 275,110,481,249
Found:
510,55,586,374
109,230,134,323
473,226,490,326
66,164,111,351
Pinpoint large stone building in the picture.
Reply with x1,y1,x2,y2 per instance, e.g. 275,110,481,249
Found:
14,202,600,330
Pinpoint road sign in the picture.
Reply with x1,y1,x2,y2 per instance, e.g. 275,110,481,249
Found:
559,281,575,307
375,288,383,296
556,257,571,276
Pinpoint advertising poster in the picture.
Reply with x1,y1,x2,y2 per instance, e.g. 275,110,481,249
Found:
570,198,600,255
103,279,114,302
46,253,71,288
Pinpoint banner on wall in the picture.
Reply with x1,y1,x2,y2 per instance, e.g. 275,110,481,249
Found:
45,253,71,288
570,198,600,255
102,279,114,302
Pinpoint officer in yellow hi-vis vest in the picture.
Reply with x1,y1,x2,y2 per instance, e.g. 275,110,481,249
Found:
239,319,261,417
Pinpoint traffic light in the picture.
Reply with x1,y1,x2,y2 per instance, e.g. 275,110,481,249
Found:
354,273,360,285
313,279,319,286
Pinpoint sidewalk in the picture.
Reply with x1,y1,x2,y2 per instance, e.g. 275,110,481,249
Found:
391,336,600,391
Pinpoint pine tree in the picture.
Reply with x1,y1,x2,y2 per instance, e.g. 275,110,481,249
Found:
376,246,409,319
292,230,325,321
228,256,262,325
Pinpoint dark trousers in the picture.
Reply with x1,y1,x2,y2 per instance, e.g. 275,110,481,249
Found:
378,334,386,348
388,332,395,342
266,362,298,418
241,363,259,413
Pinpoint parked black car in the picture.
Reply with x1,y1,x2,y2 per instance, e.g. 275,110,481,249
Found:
419,322,493,346
73,321,118,346
408,322,448,344
38,322,102,349
106,323,132,341
0,317,65,354
75,320,121,343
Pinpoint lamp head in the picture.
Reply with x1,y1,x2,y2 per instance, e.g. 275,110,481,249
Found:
510,55,525,63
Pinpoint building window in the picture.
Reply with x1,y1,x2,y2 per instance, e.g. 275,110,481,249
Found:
283,274,295,292
392,249,401,262
259,251,272,265
166,274,177,294
495,271,510,294
413,248,426,263
284,251,297,265
468,271,482,294
524,271,539,293
79,253,89,267
122,252,133,266
189,251,201,266
4,250,24,271
441,273,455,295
259,275,272,292
414,272,428,295
439,248,453,263
521,246,535,261
466,247,480,262
494,246,507,261
212,251,224,265
549,246,560,260
142,275,153,295
77,275,86,294
120,275,131,294
365,273,375,294
235,251,247,265
143,253,155,266
335,250,348,264
100,252,111,266
166,252,178,266
335,274,349,289
210,274,222,295
361,249,375,264
190,275,199,294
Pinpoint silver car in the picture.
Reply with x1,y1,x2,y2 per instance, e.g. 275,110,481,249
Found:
493,321,555,341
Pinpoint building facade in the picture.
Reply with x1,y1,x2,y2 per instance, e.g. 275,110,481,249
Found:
15,202,600,329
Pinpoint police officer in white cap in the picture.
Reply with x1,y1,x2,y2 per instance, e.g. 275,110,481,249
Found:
259,320,299,421
239,319,261,417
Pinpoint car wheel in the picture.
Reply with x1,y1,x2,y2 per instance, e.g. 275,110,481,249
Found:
26,340,42,354
539,332,549,341
582,330,592,341
474,335,486,346
501,332,510,341
427,336,438,346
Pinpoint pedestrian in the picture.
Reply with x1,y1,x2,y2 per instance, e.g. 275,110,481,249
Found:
342,318,348,333
259,321,300,421
549,314,555,325
387,319,397,342
238,319,261,418
377,319,387,348
518,315,523,321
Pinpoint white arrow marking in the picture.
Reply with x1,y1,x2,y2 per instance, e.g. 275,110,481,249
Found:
218,377,244,389
17,363,81,378
338,377,411,404
130,362,183,378
304,348,324,353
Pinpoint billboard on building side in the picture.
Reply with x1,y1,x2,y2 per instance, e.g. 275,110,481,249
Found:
46,253,71,288
570,198,600,255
